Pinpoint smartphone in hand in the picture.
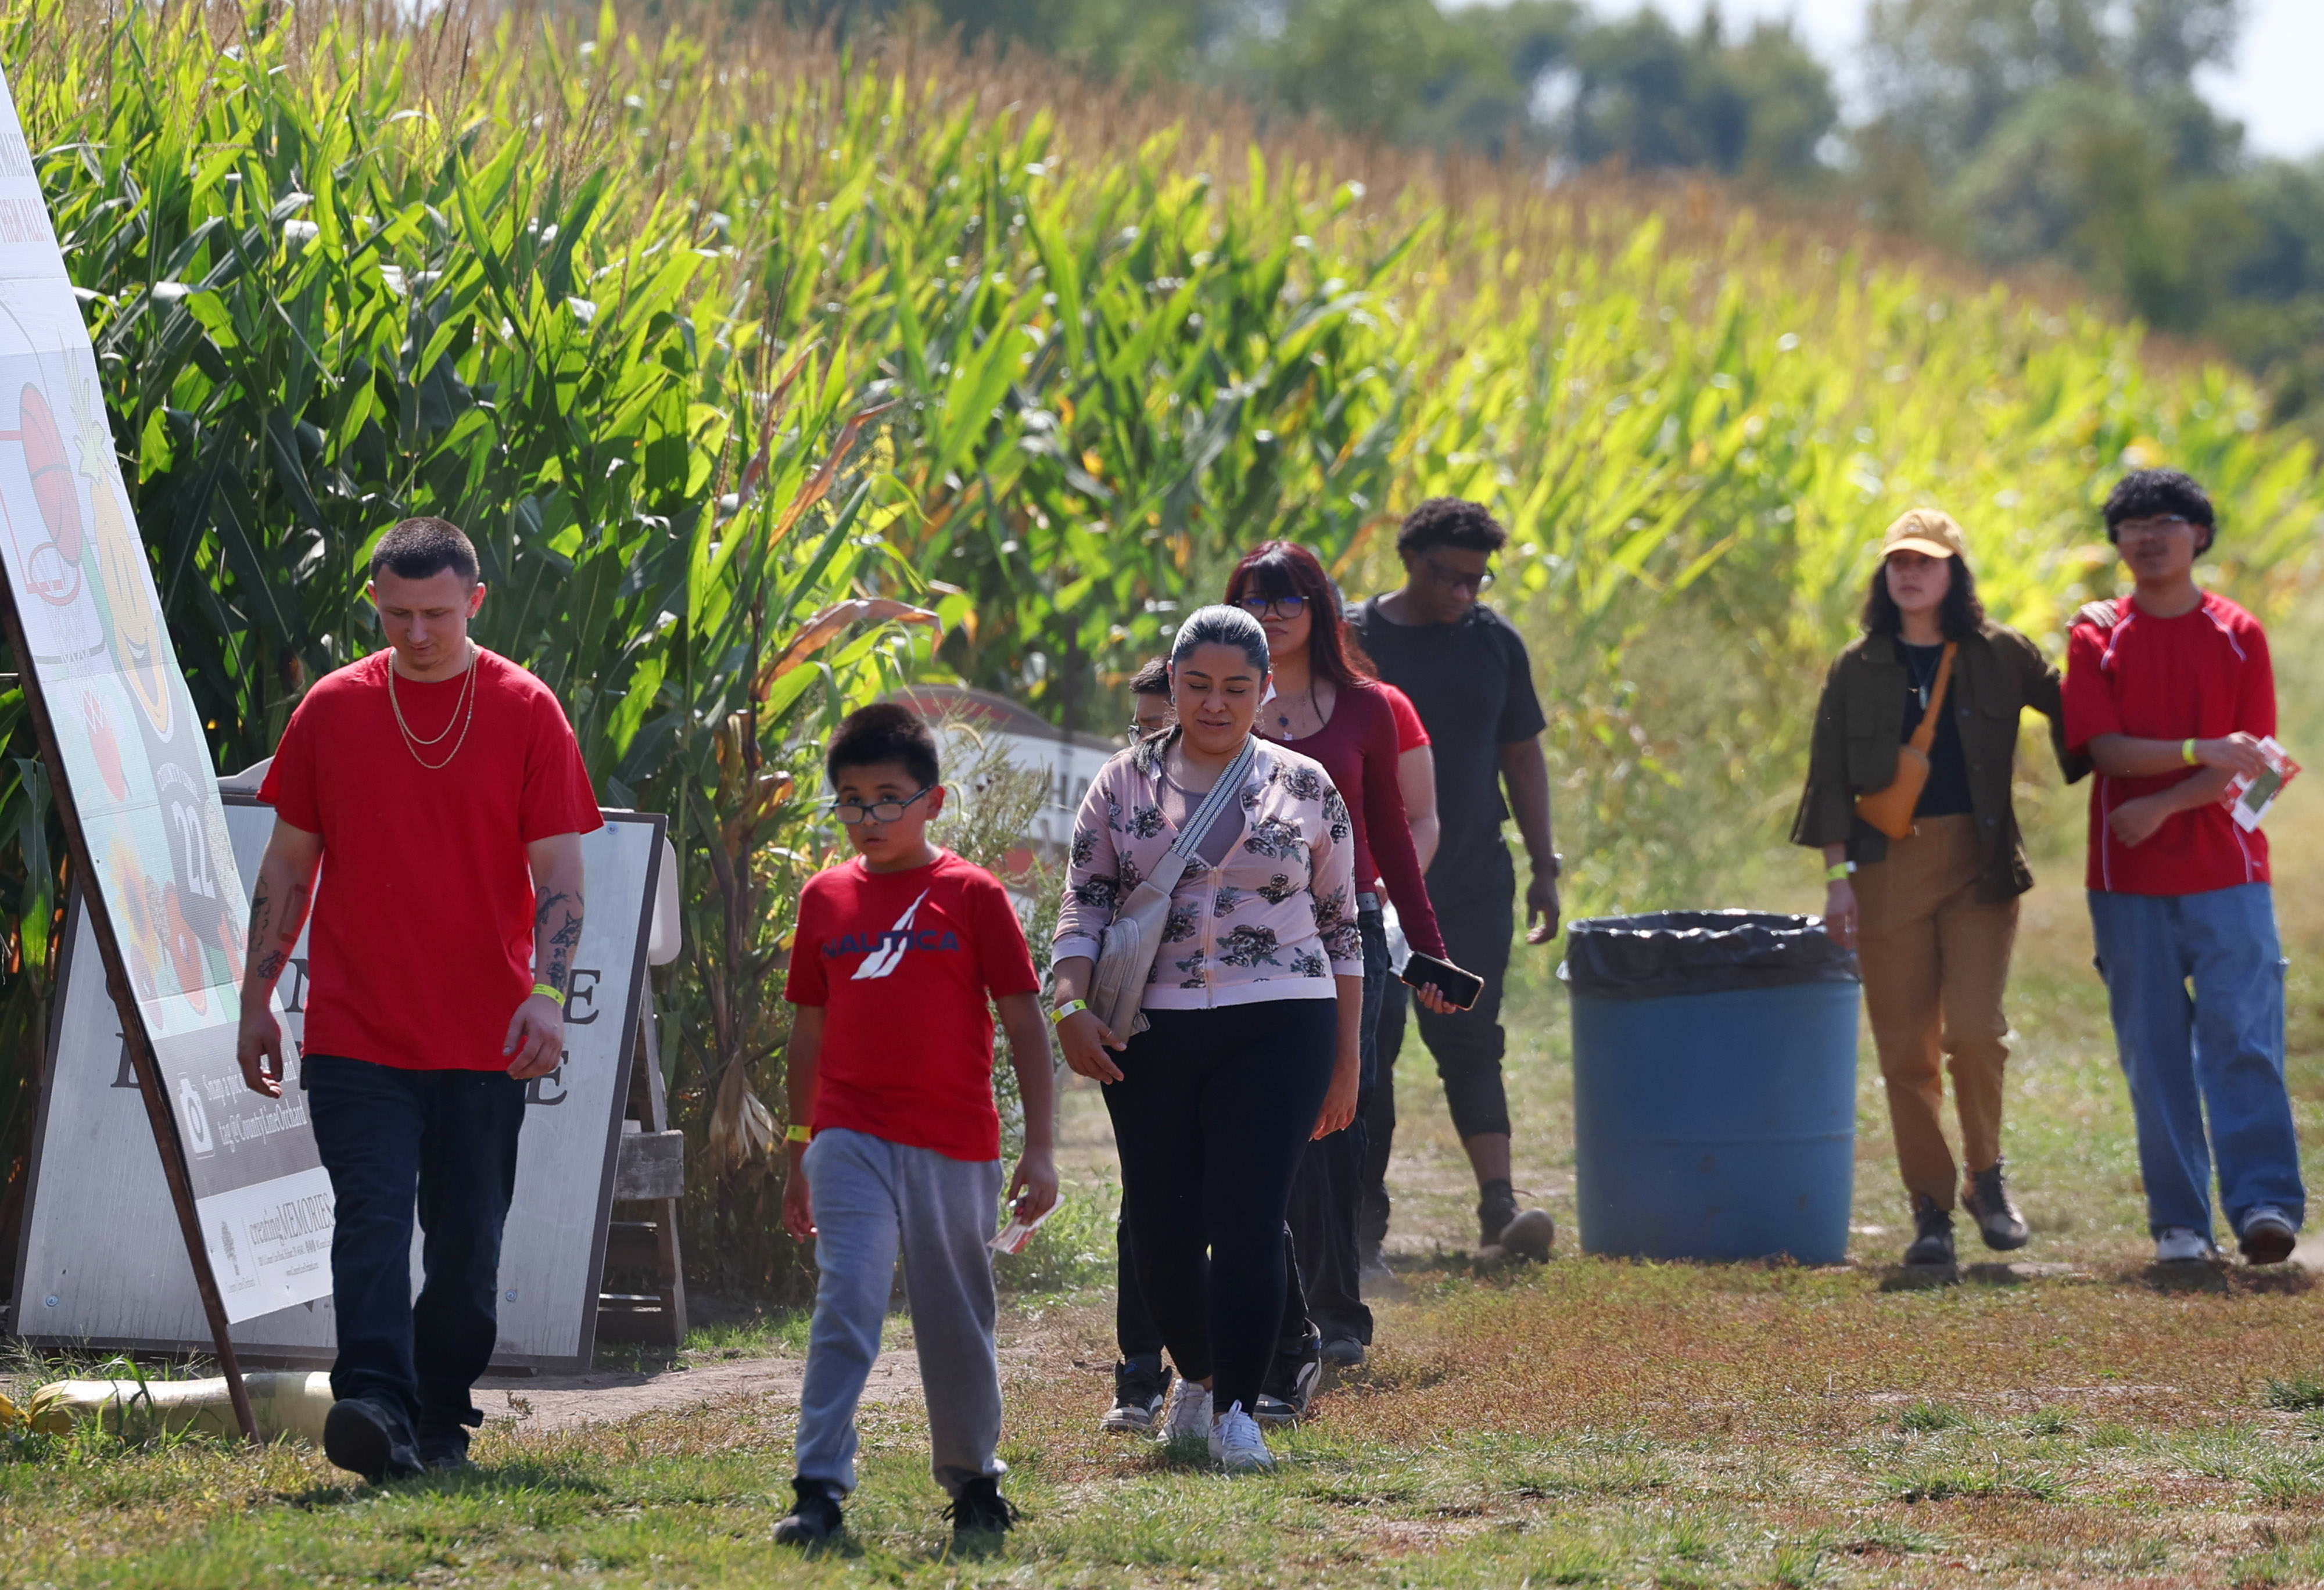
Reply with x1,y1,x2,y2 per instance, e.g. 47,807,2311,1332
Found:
1401,951,1483,1012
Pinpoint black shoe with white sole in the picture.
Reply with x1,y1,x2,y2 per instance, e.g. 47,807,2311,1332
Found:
1254,1330,1322,1425
322,1396,422,1483
1099,1356,1174,1434
1961,1161,2029,1251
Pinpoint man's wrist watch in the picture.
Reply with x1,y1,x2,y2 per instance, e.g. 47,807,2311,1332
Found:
1537,851,1562,880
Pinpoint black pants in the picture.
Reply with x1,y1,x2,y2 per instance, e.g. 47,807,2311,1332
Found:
307,1056,527,1442
1117,910,1390,1356
1103,1000,1336,1414
1361,848,1516,1246
1286,906,1390,1343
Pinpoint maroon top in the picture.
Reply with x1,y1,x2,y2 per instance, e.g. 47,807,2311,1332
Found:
1260,680,1447,960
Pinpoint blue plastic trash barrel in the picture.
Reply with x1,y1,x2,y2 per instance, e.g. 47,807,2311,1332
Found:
1561,911,1860,1265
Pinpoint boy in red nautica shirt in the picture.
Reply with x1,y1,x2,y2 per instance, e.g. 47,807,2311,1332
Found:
773,704,1057,1552
2064,468,2303,1268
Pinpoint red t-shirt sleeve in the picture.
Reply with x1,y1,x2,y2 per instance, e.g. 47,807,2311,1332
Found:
2061,621,2121,755
1358,690,1446,959
784,880,830,1006
973,871,1041,998
257,700,324,832
519,688,605,841
1380,683,1430,752
2238,616,2277,738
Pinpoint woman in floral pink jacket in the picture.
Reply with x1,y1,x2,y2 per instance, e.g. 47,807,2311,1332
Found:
1050,606,1362,1473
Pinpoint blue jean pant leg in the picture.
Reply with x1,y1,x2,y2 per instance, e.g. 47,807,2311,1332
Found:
795,1129,902,1494
2184,884,2304,1234
305,1057,526,1437
2090,886,2303,1238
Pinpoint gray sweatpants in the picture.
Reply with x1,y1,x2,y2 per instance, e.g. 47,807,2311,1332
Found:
795,1128,1006,1497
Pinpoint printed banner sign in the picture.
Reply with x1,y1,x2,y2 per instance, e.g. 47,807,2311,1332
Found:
15,802,665,1368
0,64,328,1320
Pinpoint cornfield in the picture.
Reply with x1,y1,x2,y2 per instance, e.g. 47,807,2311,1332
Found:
3,0,2319,1294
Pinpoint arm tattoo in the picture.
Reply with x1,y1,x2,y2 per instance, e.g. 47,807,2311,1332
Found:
243,875,314,997
535,888,586,994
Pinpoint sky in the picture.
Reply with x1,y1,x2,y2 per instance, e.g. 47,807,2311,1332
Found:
1642,0,2324,159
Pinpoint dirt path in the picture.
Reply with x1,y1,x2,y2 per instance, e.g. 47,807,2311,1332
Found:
478,1351,922,1434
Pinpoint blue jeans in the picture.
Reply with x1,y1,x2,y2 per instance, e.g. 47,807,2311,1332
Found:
306,1057,527,1442
2088,884,2304,1240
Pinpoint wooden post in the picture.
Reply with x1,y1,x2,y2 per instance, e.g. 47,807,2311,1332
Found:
0,595,260,1445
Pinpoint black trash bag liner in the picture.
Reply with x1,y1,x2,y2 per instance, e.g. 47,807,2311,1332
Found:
1558,910,1860,1000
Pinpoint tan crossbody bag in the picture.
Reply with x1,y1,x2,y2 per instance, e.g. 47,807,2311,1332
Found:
1087,736,1257,1039
1854,641,1957,841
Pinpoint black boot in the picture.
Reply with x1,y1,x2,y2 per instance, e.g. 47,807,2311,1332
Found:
1903,1195,1956,1268
774,1477,844,1546
1478,1179,1518,1247
1961,1161,2029,1251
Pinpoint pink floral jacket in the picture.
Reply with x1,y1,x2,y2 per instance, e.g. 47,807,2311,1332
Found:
1052,733,1362,1010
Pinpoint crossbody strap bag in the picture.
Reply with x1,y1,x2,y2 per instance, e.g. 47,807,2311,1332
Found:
1086,735,1258,1039
1854,641,1956,842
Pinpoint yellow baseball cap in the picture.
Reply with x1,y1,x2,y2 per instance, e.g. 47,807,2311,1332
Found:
1880,508,1970,564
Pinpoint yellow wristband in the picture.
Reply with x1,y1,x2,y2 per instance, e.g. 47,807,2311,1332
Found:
2182,738,2200,766
532,982,565,1007
1049,999,1088,1026
1824,861,1854,883
786,1124,812,1144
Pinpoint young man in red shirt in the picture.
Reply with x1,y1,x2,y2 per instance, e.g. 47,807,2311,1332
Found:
775,704,1057,1551
235,517,602,1480
2064,469,2303,1266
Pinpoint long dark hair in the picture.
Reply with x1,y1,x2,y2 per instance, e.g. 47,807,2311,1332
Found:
1224,541,1374,690
1860,555,1985,642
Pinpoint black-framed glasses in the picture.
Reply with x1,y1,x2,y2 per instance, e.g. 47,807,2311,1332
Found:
830,785,935,825
2115,514,2194,540
1421,555,1494,593
1236,594,1308,619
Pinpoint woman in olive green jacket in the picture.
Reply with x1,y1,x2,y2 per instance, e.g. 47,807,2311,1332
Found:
1791,509,2086,1269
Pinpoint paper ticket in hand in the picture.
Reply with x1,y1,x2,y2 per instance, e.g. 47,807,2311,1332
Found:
989,1200,1057,1257
2222,737,2301,832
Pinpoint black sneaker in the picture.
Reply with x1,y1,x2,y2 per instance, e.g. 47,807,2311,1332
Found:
322,1396,422,1483
1254,1331,1322,1426
1320,1335,1367,1369
1255,1329,1329,1431
1961,1161,2029,1251
944,1475,1017,1550
417,1427,474,1474
1903,1196,1956,1268
2241,1206,2298,1266
774,1477,844,1547
1098,1356,1173,1434
1478,1179,1518,1248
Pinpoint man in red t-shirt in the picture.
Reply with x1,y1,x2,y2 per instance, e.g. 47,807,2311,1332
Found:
772,704,1055,1550
235,518,603,1481
2063,469,2303,1268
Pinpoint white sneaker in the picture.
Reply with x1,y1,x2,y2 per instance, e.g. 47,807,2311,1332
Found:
1156,1377,1211,1443
2241,1207,2298,1265
2156,1226,2216,1264
1208,1400,1276,1473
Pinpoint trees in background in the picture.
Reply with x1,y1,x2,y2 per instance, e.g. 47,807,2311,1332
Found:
786,0,2324,427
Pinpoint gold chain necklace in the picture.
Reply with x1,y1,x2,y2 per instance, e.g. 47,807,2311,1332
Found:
388,644,480,770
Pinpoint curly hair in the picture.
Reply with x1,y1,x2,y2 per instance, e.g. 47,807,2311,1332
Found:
1128,656,1171,697
2103,468,2216,555
1394,497,1508,556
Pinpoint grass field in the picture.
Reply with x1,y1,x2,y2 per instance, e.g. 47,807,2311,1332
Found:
9,761,2324,1585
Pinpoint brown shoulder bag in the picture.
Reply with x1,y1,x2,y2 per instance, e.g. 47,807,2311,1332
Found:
1853,641,1957,841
